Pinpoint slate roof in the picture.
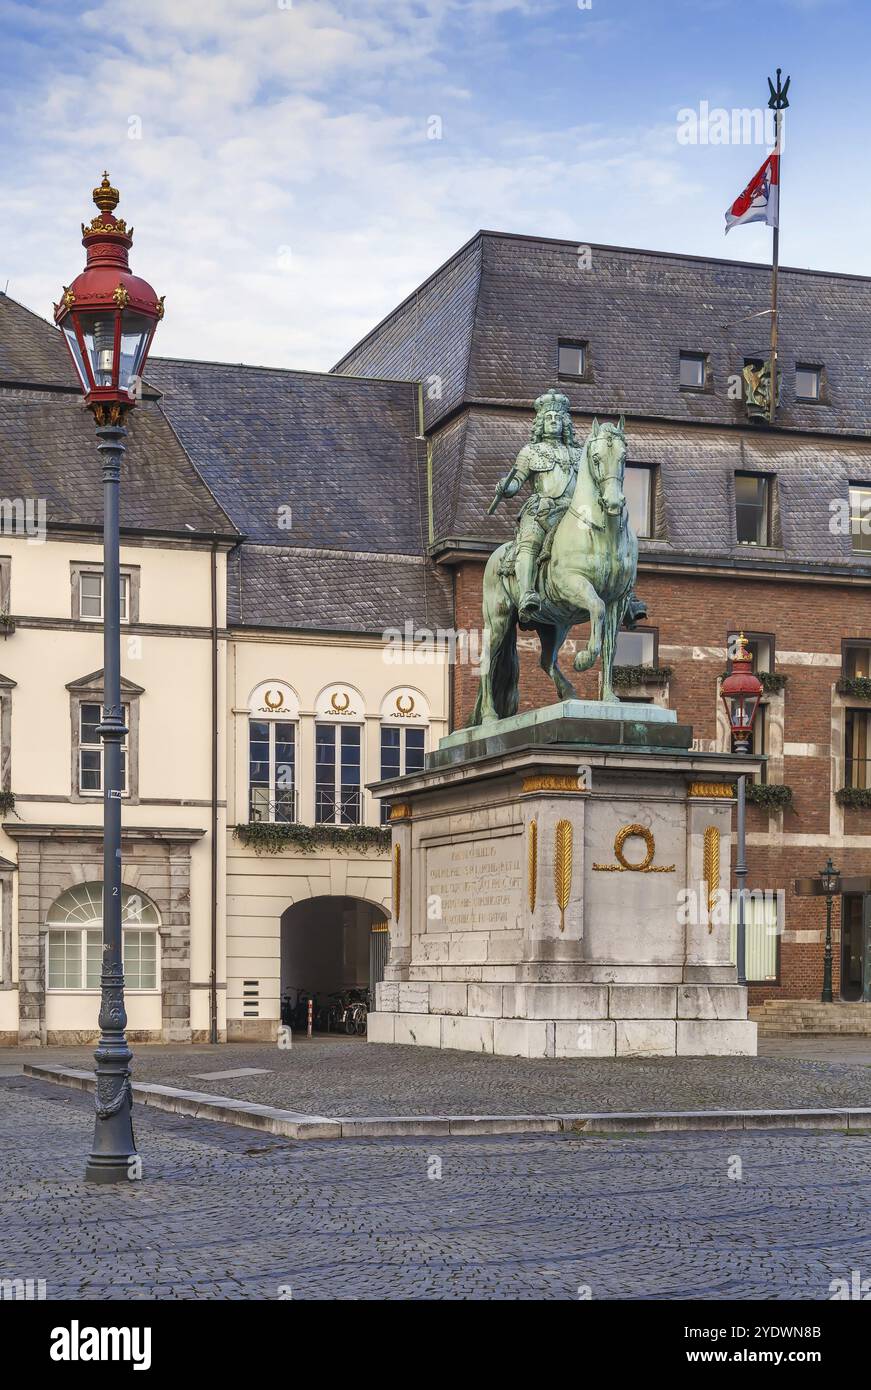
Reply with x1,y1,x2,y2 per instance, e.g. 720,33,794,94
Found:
0,295,237,538
146,358,428,553
228,543,452,634
434,407,871,573
148,357,452,632
334,229,871,437
333,230,871,573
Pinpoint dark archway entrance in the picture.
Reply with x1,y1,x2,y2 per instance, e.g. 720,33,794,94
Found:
280,896,388,1032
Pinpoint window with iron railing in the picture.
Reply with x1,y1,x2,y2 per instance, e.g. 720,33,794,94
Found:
315,722,362,825
249,719,297,823
380,725,426,823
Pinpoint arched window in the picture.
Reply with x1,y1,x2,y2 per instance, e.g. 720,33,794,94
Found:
46,883,160,991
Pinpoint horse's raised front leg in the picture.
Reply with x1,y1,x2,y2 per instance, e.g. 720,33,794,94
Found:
562,581,604,674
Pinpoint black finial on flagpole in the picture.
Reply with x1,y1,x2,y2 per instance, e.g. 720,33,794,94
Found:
767,68,791,111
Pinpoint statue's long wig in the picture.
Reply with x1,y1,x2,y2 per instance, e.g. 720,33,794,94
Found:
531,409,577,446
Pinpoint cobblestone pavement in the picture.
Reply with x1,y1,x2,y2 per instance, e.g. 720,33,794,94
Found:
2,1076,870,1300
2,1036,869,1117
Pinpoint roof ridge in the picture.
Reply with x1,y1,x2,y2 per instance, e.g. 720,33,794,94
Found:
473,228,871,284
150,355,418,387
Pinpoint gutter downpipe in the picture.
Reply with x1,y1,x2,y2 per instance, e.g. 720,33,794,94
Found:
209,540,219,1045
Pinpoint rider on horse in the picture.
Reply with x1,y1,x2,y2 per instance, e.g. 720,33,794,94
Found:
490,389,581,625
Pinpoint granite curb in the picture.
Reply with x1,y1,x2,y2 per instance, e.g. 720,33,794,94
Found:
22,1063,871,1140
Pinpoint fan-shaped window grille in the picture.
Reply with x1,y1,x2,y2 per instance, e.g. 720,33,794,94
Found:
46,883,160,990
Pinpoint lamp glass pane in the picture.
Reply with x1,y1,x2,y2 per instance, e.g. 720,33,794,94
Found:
61,323,91,391
77,311,118,388
119,312,153,395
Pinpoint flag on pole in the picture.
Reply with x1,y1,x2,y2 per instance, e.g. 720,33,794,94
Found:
724,152,779,233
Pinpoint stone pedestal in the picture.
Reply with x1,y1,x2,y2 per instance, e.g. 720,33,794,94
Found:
369,701,761,1058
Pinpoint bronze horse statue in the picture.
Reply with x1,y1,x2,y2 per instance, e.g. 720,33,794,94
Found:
469,417,644,724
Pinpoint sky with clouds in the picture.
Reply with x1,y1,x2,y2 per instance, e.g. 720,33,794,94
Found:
1,0,868,370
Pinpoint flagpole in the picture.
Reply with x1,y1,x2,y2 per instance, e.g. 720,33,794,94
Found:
767,69,790,426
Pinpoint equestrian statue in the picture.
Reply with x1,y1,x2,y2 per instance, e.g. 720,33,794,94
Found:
469,389,647,725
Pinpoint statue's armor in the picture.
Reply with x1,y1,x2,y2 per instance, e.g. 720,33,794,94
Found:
511,442,580,593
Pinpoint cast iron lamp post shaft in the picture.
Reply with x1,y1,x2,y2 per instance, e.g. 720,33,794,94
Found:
819,857,839,1005
822,891,834,1003
84,422,137,1183
735,773,748,987
720,634,763,989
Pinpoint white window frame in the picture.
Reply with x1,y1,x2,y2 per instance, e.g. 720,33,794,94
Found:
78,570,130,624
78,701,129,797
315,722,363,826
795,364,822,402
248,717,298,823
46,884,160,993
379,724,427,823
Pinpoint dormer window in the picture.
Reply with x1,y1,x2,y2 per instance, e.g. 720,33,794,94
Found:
795,364,823,402
558,340,588,380
679,351,708,391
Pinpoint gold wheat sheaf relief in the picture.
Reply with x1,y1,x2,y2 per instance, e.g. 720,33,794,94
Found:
554,818,573,932
703,825,720,933
392,843,401,922
527,819,538,913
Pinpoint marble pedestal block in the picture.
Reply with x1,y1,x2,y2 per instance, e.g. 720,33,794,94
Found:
369,702,761,1059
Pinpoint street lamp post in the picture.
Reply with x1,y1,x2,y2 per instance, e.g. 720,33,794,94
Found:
720,634,764,988
55,174,163,1183
819,857,841,1004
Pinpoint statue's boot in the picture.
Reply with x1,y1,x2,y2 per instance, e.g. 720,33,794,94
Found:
515,544,541,623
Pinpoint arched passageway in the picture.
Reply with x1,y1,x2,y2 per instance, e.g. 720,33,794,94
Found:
280,896,388,1032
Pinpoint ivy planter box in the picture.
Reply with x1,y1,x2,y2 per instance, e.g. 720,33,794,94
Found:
233,822,391,855
837,676,871,700
745,783,793,810
612,664,672,689
836,787,871,809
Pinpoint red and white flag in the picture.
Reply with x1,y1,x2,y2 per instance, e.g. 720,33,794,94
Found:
725,152,779,233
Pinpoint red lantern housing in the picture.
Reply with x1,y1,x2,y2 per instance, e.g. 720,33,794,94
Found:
721,633,763,753
54,173,163,420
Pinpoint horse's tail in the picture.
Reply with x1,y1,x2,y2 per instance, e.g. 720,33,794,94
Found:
487,613,520,720
466,619,519,725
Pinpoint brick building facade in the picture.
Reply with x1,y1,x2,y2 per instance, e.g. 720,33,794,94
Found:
335,230,871,1009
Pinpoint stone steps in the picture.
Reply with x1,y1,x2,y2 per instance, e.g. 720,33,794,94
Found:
750,1001,871,1035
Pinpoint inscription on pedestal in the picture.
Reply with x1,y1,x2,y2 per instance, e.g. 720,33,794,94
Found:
427,836,522,931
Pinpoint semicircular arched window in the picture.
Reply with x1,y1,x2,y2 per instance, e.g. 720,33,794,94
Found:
46,883,160,992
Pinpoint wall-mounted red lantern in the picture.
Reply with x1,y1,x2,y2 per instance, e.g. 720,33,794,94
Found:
721,632,763,753
54,172,163,422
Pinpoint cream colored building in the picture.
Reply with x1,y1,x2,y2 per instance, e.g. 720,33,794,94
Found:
224,636,447,1039
0,299,451,1044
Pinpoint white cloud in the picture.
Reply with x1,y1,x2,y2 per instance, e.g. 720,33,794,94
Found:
0,0,826,370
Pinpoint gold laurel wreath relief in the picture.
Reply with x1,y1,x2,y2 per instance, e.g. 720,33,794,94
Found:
527,819,538,913
703,826,721,933
553,819,573,932
593,823,675,873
